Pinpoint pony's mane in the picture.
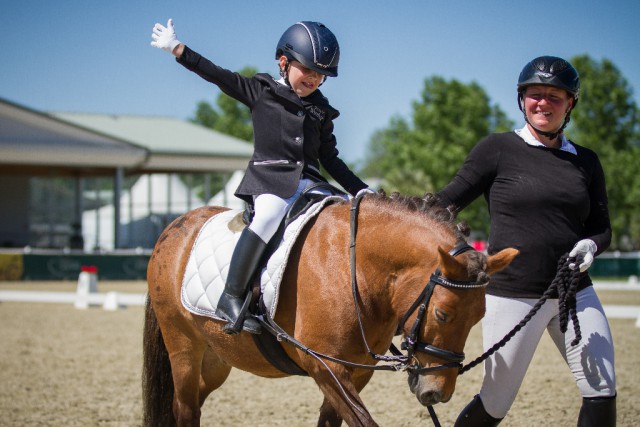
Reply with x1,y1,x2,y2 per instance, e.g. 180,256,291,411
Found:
366,190,487,282
367,190,470,243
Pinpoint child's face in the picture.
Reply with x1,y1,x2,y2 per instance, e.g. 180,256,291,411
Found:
280,57,325,97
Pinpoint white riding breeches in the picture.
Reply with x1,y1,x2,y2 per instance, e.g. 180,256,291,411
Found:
478,287,616,419
248,178,341,243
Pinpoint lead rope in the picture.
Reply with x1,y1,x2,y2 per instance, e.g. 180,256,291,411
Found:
459,253,582,375
424,255,583,427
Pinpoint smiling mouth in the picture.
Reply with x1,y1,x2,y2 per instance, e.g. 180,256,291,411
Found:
534,111,552,119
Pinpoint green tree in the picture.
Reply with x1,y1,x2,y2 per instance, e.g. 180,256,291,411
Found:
191,66,257,142
363,76,513,236
568,55,640,250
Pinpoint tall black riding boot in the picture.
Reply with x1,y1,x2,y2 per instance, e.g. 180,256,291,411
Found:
577,395,616,427
454,395,503,427
215,227,267,335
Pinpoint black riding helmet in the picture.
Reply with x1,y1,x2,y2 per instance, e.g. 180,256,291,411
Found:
275,21,340,77
517,56,580,138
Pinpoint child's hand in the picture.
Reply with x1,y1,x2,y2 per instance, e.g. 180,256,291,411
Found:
151,18,181,55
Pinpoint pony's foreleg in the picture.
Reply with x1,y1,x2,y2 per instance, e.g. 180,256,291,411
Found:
311,365,378,427
318,398,343,427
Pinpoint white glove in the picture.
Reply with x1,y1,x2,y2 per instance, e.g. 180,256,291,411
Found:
151,19,181,54
569,239,597,272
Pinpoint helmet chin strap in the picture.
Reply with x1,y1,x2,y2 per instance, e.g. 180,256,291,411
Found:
523,114,565,140
280,59,291,87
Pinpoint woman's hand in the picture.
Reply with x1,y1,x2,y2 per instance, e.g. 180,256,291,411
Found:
569,239,597,272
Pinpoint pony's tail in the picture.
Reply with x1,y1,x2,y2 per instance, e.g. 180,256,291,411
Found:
142,297,176,427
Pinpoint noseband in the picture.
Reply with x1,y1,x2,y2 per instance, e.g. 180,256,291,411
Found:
349,194,488,374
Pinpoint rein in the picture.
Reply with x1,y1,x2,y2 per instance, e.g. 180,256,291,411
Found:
458,253,583,375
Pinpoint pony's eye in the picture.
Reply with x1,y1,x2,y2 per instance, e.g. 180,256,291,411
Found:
434,308,449,322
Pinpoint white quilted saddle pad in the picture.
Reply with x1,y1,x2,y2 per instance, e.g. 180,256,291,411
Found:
181,196,344,320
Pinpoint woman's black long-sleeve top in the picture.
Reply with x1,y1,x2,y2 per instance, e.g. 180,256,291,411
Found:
437,132,611,298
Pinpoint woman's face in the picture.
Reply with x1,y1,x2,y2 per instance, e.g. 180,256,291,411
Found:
523,85,574,134
280,56,325,97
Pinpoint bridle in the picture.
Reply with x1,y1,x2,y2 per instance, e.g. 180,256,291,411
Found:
349,193,489,374
395,241,486,373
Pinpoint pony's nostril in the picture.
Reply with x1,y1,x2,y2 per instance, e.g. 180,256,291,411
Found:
418,390,442,406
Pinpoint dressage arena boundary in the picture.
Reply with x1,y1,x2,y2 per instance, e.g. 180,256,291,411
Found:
0,288,146,310
0,268,146,310
0,279,638,324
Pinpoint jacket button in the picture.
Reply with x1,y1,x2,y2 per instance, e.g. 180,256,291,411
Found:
297,110,304,117
294,137,302,143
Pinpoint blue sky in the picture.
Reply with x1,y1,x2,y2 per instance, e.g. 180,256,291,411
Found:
2,1,639,164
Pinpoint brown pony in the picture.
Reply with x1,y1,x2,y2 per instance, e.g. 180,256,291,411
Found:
143,192,517,427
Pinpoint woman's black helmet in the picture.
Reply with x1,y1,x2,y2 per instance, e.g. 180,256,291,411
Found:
275,21,340,77
517,56,580,138
517,56,580,105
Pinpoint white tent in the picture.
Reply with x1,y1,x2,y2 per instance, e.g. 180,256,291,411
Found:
82,174,204,251
207,170,246,210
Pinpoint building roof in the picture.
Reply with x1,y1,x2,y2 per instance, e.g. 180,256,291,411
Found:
0,98,148,175
0,97,253,176
52,112,254,173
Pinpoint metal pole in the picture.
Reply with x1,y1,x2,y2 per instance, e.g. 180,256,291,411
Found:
114,167,123,249
94,178,100,251
147,173,152,216
187,174,193,211
204,173,211,205
46,173,54,247
74,176,84,229
167,173,172,215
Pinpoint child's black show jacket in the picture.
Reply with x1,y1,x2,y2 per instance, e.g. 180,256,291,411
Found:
177,46,368,204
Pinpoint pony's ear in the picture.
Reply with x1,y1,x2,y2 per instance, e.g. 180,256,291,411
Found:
437,246,465,278
485,248,519,275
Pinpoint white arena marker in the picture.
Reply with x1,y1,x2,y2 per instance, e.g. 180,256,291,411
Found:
74,265,99,309
103,291,120,311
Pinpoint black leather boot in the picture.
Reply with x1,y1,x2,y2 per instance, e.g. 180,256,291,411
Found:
454,395,503,427
215,227,267,335
578,395,616,427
